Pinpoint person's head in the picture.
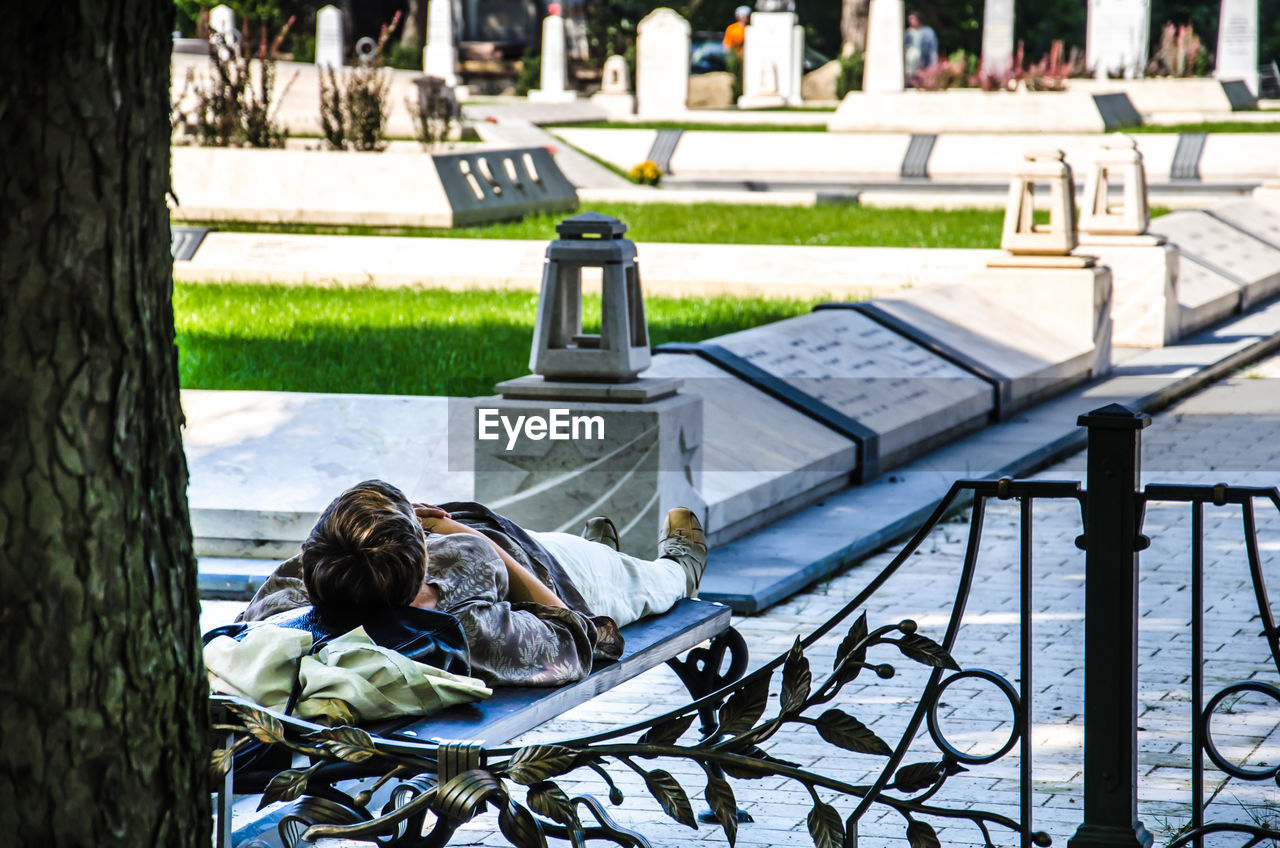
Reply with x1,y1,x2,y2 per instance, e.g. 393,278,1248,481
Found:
907,11,921,28
735,5,751,23
300,479,426,618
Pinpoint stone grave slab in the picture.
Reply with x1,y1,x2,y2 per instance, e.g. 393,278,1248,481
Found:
705,310,993,472
1147,210,1280,307
183,390,471,559
1205,197,1280,252
846,285,1097,415
643,352,857,546
170,146,577,228
1198,134,1280,182
1176,258,1243,336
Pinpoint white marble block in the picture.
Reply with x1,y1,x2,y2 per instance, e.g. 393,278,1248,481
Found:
1077,238,1179,348
981,0,1014,75
1087,0,1151,79
636,8,690,117
315,5,344,70
472,393,704,560
969,264,1114,378
423,0,458,85
739,11,804,108
862,0,904,92
529,11,578,103
1216,0,1259,95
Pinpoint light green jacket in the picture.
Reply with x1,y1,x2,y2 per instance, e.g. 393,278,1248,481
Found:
205,625,492,726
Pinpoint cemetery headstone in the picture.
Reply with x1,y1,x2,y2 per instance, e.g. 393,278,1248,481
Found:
981,0,1014,76
592,54,636,117
601,54,632,94
1215,0,1259,95
1086,0,1151,79
208,4,238,57
636,8,690,117
740,10,804,107
423,0,458,85
529,7,577,102
315,5,343,70
862,0,904,93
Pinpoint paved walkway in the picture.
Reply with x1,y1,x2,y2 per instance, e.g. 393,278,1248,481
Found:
206,355,1280,847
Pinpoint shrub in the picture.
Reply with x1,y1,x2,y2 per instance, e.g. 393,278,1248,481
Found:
408,76,461,149
1149,23,1206,77
627,160,663,186
180,19,296,148
516,52,541,96
317,13,401,152
835,47,864,98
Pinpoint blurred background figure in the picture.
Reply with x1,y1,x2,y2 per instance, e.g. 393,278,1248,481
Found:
723,5,751,58
904,9,938,85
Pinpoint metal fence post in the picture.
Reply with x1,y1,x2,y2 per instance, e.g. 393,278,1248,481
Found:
1068,403,1153,848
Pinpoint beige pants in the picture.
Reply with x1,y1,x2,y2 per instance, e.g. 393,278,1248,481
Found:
530,531,687,627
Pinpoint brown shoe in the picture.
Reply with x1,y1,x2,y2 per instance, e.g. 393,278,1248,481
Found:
581,516,621,551
658,507,707,597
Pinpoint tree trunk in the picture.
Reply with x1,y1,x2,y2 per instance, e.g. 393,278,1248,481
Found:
842,0,870,54
402,0,428,48
0,2,209,846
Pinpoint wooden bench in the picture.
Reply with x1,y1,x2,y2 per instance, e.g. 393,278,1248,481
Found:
214,598,747,848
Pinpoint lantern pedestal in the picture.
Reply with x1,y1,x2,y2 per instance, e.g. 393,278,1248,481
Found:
472,391,704,560
969,258,1114,379
1075,235,1178,348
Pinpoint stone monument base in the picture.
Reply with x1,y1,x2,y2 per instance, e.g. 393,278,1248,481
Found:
589,91,636,118
828,89,1141,133
1076,235,1179,348
968,258,1113,378
1069,77,1256,114
528,89,580,103
737,93,794,109
473,390,704,560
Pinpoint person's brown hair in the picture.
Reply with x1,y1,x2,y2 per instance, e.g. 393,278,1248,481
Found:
300,479,425,617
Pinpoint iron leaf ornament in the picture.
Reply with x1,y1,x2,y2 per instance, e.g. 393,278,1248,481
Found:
213,615,1029,848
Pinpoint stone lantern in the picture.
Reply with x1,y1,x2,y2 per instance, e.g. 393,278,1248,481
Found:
529,212,651,382
477,213,704,559
1080,134,1149,237
1001,149,1078,256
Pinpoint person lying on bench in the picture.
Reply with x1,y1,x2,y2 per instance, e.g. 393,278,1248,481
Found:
239,480,708,687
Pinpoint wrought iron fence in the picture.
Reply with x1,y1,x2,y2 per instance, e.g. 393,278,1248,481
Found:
212,403,1280,847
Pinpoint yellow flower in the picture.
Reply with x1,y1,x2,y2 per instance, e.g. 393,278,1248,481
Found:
627,160,664,186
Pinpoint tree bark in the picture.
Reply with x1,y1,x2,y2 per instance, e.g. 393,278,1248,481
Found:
842,0,870,54
0,2,209,846
402,0,429,48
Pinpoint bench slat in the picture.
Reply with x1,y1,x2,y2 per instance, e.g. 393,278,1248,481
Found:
376,599,731,747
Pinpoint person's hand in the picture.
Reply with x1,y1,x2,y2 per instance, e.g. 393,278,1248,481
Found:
420,514,478,537
413,503,451,522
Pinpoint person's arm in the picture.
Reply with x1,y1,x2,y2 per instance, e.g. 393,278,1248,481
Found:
415,508,567,609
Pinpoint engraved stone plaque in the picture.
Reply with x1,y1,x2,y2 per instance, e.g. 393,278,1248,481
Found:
868,286,1095,411
711,310,992,467
1206,199,1280,252
1148,211,1280,292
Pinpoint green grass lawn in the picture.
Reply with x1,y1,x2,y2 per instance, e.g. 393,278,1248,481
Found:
1129,120,1280,133
548,120,828,132
188,203,1011,248
176,283,829,397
